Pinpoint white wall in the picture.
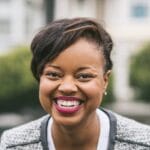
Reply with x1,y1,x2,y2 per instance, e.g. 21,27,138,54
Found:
54,0,97,19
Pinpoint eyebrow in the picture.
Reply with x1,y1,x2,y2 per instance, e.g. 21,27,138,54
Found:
46,64,98,72
46,64,61,70
76,66,96,72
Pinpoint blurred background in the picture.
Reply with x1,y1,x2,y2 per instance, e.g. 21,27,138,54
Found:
0,0,150,134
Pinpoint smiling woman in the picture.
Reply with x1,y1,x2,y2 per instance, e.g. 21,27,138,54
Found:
0,18,150,150
39,38,107,129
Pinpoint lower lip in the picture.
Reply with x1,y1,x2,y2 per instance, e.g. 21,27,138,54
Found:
54,103,81,114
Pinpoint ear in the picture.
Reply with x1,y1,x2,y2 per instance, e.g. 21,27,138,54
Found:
103,70,111,90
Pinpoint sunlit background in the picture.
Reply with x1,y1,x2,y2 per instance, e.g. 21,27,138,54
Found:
0,0,150,134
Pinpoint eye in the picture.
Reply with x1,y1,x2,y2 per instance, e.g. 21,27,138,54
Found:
76,73,95,82
45,71,61,80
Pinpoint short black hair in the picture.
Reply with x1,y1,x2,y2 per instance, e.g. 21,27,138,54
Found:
31,17,113,81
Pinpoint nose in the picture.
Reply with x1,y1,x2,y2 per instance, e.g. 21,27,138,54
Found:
58,76,78,95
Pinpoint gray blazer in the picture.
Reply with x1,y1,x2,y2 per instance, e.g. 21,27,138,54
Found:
0,109,150,150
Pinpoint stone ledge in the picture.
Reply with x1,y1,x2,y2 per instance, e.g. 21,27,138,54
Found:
105,101,150,125
0,113,32,127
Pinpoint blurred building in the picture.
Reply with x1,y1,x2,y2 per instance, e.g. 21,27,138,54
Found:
0,0,45,53
0,0,150,121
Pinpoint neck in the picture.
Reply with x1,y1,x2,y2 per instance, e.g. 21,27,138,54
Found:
51,111,100,149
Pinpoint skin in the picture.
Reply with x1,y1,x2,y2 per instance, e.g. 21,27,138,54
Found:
39,38,110,150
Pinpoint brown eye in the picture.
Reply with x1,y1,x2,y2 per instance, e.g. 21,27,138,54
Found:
46,71,61,80
77,73,94,82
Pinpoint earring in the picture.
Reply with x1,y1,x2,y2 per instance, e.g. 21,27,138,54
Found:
104,91,107,95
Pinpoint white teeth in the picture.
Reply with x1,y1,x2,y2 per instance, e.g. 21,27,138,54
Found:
57,100,80,107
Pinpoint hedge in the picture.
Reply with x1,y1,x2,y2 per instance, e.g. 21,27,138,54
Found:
130,43,150,102
0,46,39,112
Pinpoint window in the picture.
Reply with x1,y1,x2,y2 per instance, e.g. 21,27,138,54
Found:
132,4,148,18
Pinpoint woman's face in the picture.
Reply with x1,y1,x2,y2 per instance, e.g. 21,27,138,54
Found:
39,38,110,127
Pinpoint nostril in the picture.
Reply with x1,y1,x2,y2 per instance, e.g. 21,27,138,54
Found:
58,82,78,93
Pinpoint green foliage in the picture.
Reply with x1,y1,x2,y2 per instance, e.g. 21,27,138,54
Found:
0,46,39,112
130,43,150,102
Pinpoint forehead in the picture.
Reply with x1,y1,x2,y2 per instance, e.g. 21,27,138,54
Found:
47,38,105,70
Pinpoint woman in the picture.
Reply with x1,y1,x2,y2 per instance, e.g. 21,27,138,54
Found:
0,18,150,150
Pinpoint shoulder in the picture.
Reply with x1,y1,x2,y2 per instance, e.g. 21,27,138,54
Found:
0,115,49,149
111,111,150,148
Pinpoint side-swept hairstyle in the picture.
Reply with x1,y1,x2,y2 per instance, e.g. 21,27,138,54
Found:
31,17,113,81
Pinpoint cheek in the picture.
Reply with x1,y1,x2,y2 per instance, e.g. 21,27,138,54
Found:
39,77,58,97
39,80,50,102
39,80,50,97
80,79,105,103
39,78,56,113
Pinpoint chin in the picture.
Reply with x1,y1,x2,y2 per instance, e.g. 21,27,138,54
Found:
51,108,85,128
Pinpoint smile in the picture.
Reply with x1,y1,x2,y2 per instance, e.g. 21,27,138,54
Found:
54,96,83,114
